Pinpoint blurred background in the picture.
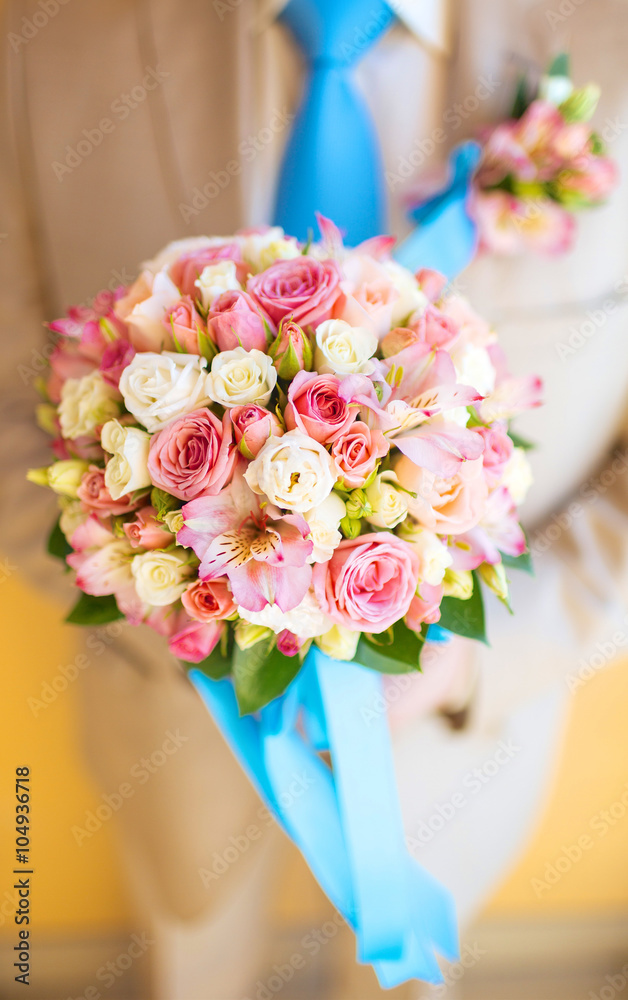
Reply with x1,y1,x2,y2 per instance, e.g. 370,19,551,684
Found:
2,0,628,998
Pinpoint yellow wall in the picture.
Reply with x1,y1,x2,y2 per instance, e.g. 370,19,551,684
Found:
0,570,133,936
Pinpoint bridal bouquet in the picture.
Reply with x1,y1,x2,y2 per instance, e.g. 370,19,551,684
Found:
29,217,541,983
471,53,617,255
30,217,540,713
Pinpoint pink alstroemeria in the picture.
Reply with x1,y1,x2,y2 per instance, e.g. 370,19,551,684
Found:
178,474,314,613
479,343,543,422
449,487,527,569
377,344,485,476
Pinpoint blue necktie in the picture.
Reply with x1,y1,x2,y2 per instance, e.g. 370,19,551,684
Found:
273,0,394,245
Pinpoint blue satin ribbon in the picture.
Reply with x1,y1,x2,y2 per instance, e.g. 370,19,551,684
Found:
394,142,482,279
190,647,458,987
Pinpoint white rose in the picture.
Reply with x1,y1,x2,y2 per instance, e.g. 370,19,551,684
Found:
58,500,89,540
241,227,300,271
453,343,496,396
101,419,152,500
131,548,194,606
206,347,277,408
382,260,428,325
126,267,181,350
538,73,573,107
316,624,360,661
194,261,241,309
237,590,333,639
365,472,408,529
398,522,452,586
501,447,533,504
58,370,120,440
119,352,211,433
244,429,336,512
314,319,378,375
303,492,346,563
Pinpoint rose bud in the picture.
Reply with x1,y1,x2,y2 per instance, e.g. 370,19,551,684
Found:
206,290,272,353
381,326,418,358
230,404,284,459
268,318,313,380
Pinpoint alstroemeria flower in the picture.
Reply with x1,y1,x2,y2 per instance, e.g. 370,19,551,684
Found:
178,472,314,613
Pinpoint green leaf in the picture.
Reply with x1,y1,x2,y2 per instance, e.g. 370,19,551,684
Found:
438,573,487,644
47,517,72,563
197,325,218,362
233,637,302,714
508,430,536,451
547,52,570,78
193,631,233,680
65,592,124,625
511,74,530,119
500,548,534,575
357,620,425,674
151,487,182,521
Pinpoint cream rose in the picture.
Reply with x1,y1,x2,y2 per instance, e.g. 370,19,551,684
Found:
58,371,120,440
101,419,152,501
241,227,300,272
314,319,378,376
316,624,360,661
206,347,277,408
119,352,212,433
397,522,452,586
303,492,346,563
194,261,241,309
382,260,428,325
131,548,194,606
452,342,496,396
237,590,333,638
500,447,533,504
365,472,408,529
244,429,336,512
125,267,181,351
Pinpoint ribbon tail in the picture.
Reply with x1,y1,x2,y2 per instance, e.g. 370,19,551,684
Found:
394,141,481,278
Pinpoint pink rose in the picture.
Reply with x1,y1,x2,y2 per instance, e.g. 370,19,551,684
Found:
78,466,141,516
169,619,224,663
163,296,205,354
332,255,398,337
206,290,271,353
416,269,447,303
247,256,342,327
181,578,237,622
285,371,357,444
148,408,236,502
331,422,389,489
99,339,136,388
405,583,443,629
395,456,488,535
230,404,284,459
313,533,420,633
269,319,313,379
381,306,458,358
122,506,173,549
276,630,302,656
170,244,247,296
476,425,513,487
